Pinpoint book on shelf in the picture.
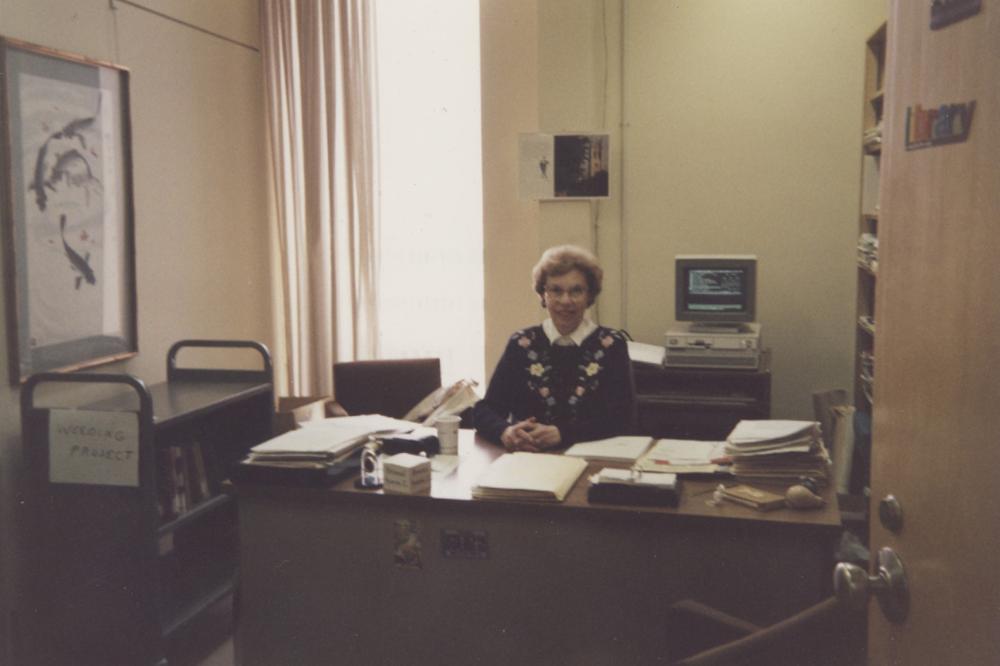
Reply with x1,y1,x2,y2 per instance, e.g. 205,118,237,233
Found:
156,448,175,521
169,446,188,516
563,435,655,463
156,444,213,522
188,442,211,503
471,452,587,503
634,439,732,476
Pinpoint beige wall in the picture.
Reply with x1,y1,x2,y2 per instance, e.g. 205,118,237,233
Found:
0,0,271,658
538,0,624,329
480,0,540,373
482,0,887,418
624,0,886,419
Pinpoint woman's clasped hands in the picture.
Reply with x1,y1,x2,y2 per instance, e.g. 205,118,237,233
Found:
500,417,562,452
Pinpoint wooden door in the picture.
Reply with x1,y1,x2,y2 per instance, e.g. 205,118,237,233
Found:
870,2,1000,663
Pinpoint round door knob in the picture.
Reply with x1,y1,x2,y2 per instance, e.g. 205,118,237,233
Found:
833,548,910,624
833,547,909,623
833,561,872,610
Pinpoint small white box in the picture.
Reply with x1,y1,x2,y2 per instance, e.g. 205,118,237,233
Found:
384,478,431,495
382,453,432,495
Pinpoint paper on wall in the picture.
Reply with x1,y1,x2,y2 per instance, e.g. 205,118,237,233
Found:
49,408,139,486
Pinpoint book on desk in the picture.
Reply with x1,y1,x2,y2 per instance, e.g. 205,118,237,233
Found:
471,452,587,502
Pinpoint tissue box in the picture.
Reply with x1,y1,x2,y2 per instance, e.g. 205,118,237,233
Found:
382,453,432,495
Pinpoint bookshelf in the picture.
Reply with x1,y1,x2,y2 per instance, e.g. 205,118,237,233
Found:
855,23,886,413
18,339,273,666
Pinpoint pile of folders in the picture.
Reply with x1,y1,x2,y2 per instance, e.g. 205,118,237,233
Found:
725,420,830,487
234,415,438,487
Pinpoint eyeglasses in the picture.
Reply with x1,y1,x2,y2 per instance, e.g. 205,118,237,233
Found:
544,285,588,301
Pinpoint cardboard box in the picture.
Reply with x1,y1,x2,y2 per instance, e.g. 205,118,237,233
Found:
274,396,340,435
382,453,432,495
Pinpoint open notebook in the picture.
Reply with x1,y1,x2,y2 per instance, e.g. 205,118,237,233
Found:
471,452,588,502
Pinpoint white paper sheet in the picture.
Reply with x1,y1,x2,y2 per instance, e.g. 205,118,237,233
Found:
49,408,139,486
626,341,665,366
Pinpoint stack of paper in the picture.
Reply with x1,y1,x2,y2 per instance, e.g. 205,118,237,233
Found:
248,414,415,464
472,452,587,502
589,468,678,490
724,420,831,486
564,436,654,463
634,439,732,475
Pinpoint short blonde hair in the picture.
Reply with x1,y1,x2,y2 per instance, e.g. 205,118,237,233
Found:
532,245,603,306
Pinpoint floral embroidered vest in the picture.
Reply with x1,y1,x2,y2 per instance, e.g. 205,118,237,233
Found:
512,326,623,425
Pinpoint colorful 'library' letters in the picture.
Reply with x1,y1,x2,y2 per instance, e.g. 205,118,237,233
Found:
905,101,976,150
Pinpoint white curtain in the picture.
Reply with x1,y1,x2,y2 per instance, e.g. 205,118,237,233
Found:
260,0,379,396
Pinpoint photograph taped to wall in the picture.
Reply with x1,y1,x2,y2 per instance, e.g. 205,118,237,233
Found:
1,37,137,383
519,132,609,200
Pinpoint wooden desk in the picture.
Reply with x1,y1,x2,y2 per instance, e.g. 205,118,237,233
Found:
235,431,839,665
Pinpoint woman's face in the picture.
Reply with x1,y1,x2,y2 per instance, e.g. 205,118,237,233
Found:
543,268,589,335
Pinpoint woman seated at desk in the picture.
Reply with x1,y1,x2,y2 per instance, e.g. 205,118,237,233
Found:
474,245,632,452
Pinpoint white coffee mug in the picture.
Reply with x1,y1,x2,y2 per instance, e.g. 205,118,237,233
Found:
435,414,461,455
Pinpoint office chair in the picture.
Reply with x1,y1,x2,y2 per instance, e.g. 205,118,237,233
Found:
333,358,442,419
665,596,863,666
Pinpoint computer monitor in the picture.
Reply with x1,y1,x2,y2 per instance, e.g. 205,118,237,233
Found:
675,255,757,330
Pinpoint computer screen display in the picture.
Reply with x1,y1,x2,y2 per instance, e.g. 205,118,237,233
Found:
675,255,757,325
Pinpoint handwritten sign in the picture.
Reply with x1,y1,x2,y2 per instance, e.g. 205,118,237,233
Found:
49,409,139,486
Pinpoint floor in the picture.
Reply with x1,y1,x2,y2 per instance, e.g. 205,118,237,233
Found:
167,596,235,666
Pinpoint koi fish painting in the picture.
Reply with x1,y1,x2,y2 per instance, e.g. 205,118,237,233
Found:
59,215,96,290
28,101,102,212
2,36,137,382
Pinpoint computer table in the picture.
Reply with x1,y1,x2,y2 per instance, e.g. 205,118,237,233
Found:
234,431,840,665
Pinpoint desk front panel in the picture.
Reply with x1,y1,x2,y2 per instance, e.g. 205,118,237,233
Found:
235,433,839,666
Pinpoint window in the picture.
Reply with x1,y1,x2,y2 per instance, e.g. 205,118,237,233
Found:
374,0,485,385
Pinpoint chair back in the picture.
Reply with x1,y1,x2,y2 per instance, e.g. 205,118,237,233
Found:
333,358,442,419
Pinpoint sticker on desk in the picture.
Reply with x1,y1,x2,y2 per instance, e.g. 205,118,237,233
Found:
393,519,423,570
49,409,139,486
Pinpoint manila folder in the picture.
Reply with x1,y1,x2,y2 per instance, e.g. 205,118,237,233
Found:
472,452,587,502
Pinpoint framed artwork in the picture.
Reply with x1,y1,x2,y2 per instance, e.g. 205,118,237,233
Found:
519,132,610,200
1,37,137,383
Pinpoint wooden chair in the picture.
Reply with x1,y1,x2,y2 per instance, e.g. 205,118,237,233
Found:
665,597,864,666
333,358,442,419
